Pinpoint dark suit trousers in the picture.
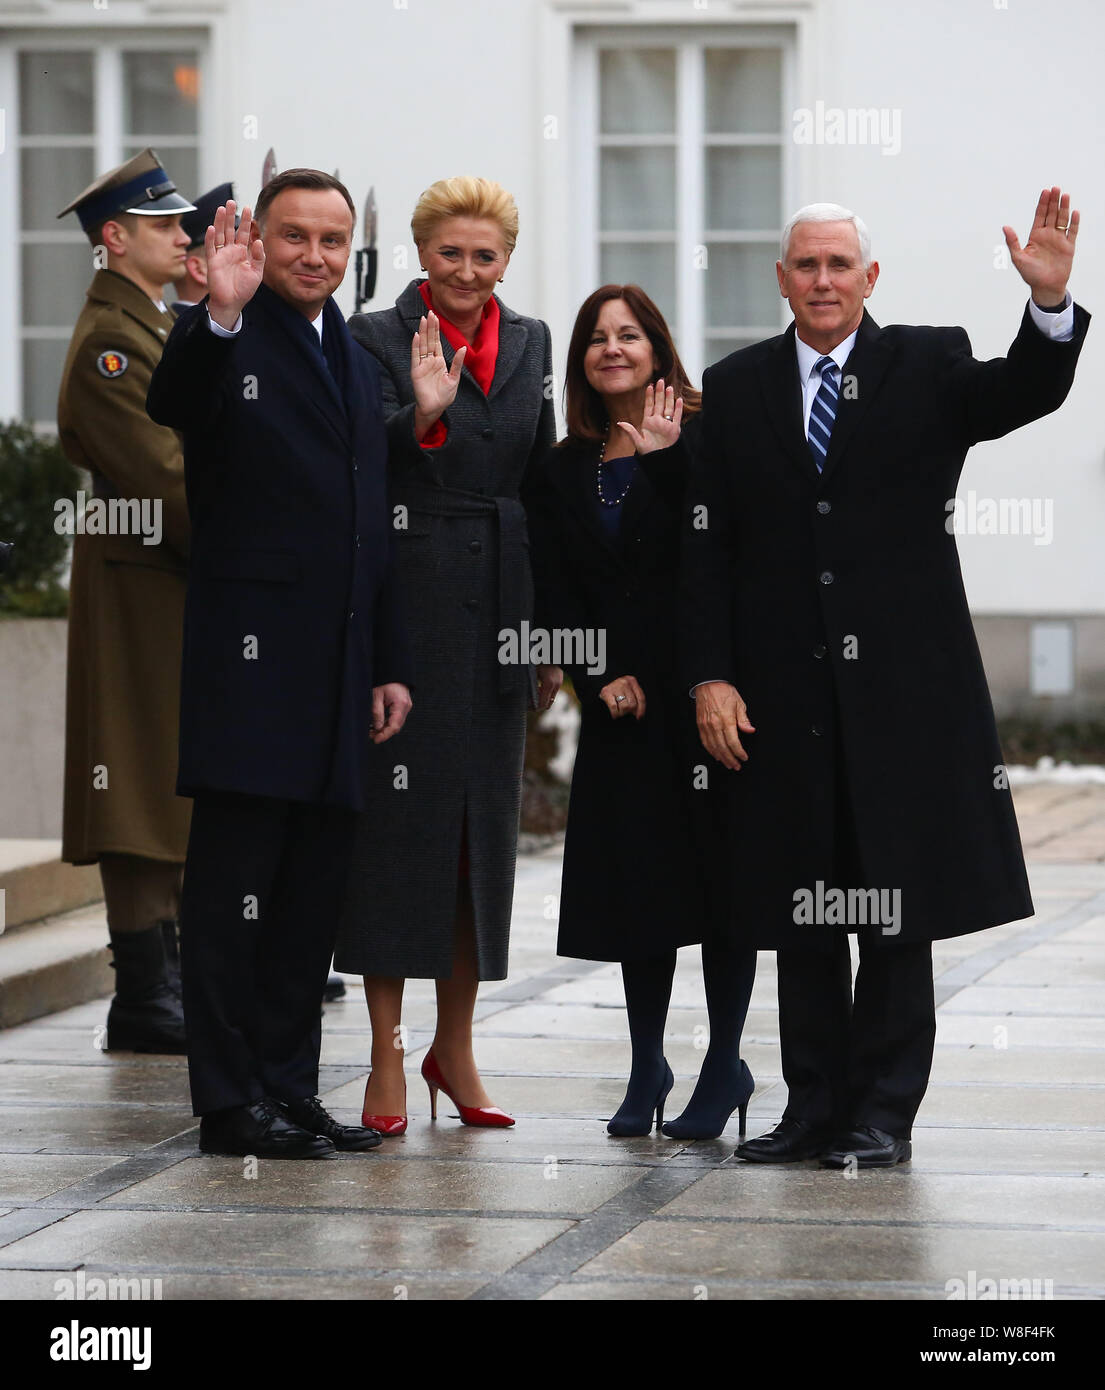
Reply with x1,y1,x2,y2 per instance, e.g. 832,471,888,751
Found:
180,790,356,1116
776,720,936,1139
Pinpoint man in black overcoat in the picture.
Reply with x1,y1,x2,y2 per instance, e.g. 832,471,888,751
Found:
147,174,412,1158
683,188,1087,1167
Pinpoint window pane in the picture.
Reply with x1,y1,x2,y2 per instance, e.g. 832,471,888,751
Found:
22,147,96,231
600,147,675,233
600,49,675,135
22,244,92,327
19,52,94,136
706,147,781,231
123,51,200,136
124,145,199,204
705,48,782,134
22,337,72,425
599,243,676,326
704,243,781,327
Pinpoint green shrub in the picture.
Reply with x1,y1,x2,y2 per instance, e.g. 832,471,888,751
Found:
0,421,81,618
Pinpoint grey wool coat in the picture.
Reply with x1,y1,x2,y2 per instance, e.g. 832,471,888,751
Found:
334,279,555,980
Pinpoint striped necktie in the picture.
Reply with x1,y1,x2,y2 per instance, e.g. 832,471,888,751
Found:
807,355,839,472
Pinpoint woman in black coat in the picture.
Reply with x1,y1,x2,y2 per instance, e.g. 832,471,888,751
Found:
335,177,561,1134
525,286,758,1139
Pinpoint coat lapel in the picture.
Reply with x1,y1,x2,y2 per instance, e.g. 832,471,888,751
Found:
488,309,526,400
396,279,525,404
758,324,821,486
818,311,895,482
252,285,349,445
758,312,896,486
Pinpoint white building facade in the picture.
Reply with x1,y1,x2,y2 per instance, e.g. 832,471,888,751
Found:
1,0,1102,715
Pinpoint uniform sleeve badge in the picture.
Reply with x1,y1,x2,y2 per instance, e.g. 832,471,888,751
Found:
96,350,129,379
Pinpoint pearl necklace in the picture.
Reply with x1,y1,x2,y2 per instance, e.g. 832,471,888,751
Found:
596,430,637,508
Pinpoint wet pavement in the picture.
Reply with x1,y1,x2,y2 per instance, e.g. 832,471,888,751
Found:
1,785,1103,1301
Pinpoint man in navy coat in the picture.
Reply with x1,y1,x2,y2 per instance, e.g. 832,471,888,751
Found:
684,188,1087,1168
148,172,412,1158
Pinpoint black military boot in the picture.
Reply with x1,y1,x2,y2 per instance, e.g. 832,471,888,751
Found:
105,924,188,1054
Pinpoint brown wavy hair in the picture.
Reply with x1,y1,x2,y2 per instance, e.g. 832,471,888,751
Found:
563,284,701,444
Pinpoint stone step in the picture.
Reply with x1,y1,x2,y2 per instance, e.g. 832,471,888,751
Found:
0,841,109,1029
0,839,101,934
0,902,111,1029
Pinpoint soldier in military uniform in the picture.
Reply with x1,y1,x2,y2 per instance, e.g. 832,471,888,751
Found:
56,149,196,1053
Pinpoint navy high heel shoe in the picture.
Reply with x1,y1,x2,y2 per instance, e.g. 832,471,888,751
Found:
607,1060,675,1137
661,1058,755,1140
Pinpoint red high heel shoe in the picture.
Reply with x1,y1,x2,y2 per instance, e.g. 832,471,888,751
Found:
421,1049,514,1128
361,1073,407,1136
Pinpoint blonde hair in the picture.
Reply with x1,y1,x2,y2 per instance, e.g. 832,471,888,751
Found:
411,176,519,255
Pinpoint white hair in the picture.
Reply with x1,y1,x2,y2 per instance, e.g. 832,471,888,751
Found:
781,203,872,267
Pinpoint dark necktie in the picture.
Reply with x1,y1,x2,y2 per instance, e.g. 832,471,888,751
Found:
319,322,340,382
807,355,839,472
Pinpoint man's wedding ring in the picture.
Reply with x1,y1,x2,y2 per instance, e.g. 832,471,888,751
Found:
1057,222,1069,231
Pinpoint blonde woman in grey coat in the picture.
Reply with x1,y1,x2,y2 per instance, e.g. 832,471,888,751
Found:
335,177,560,1133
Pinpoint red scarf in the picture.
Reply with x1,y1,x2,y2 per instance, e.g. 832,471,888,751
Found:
418,280,500,396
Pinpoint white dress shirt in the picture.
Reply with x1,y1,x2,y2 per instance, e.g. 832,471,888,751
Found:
207,307,325,340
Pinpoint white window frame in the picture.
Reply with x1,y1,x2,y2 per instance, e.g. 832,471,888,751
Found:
0,27,212,425
536,2,816,413
576,23,796,385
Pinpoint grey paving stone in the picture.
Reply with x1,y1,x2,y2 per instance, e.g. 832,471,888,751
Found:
906,1125,1105,1174
0,1104,196,1154
927,1046,1105,1085
0,1061,191,1105
935,1014,1105,1048
0,1153,119,1203
577,1217,1104,1291
539,1277,947,1300
101,1155,643,1215
0,1208,572,1275
656,1168,1105,1228
914,1084,1105,1128
0,1267,485,1299
944,984,1105,1016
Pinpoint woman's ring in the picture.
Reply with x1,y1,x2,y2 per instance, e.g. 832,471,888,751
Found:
615,694,627,703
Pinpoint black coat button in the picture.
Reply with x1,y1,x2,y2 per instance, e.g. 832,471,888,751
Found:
813,644,827,659
819,570,834,585
463,598,479,610
481,428,494,440
817,500,831,514
811,724,824,736
355,535,361,547
468,540,482,554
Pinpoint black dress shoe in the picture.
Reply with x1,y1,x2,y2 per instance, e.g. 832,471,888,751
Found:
199,1099,336,1159
736,1116,833,1163
820,1125,912,1168
323,972,346,1002
282,1096,382,1152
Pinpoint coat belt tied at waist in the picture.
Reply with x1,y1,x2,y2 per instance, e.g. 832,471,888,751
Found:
402,483,535,698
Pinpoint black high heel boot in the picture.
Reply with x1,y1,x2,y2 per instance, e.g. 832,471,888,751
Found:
607,952,677,1137
608,1060,675,1136
662,1058,754,1140
662,938,758,1141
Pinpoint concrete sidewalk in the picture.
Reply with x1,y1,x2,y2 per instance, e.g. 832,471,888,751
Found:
0,786,1103,1301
